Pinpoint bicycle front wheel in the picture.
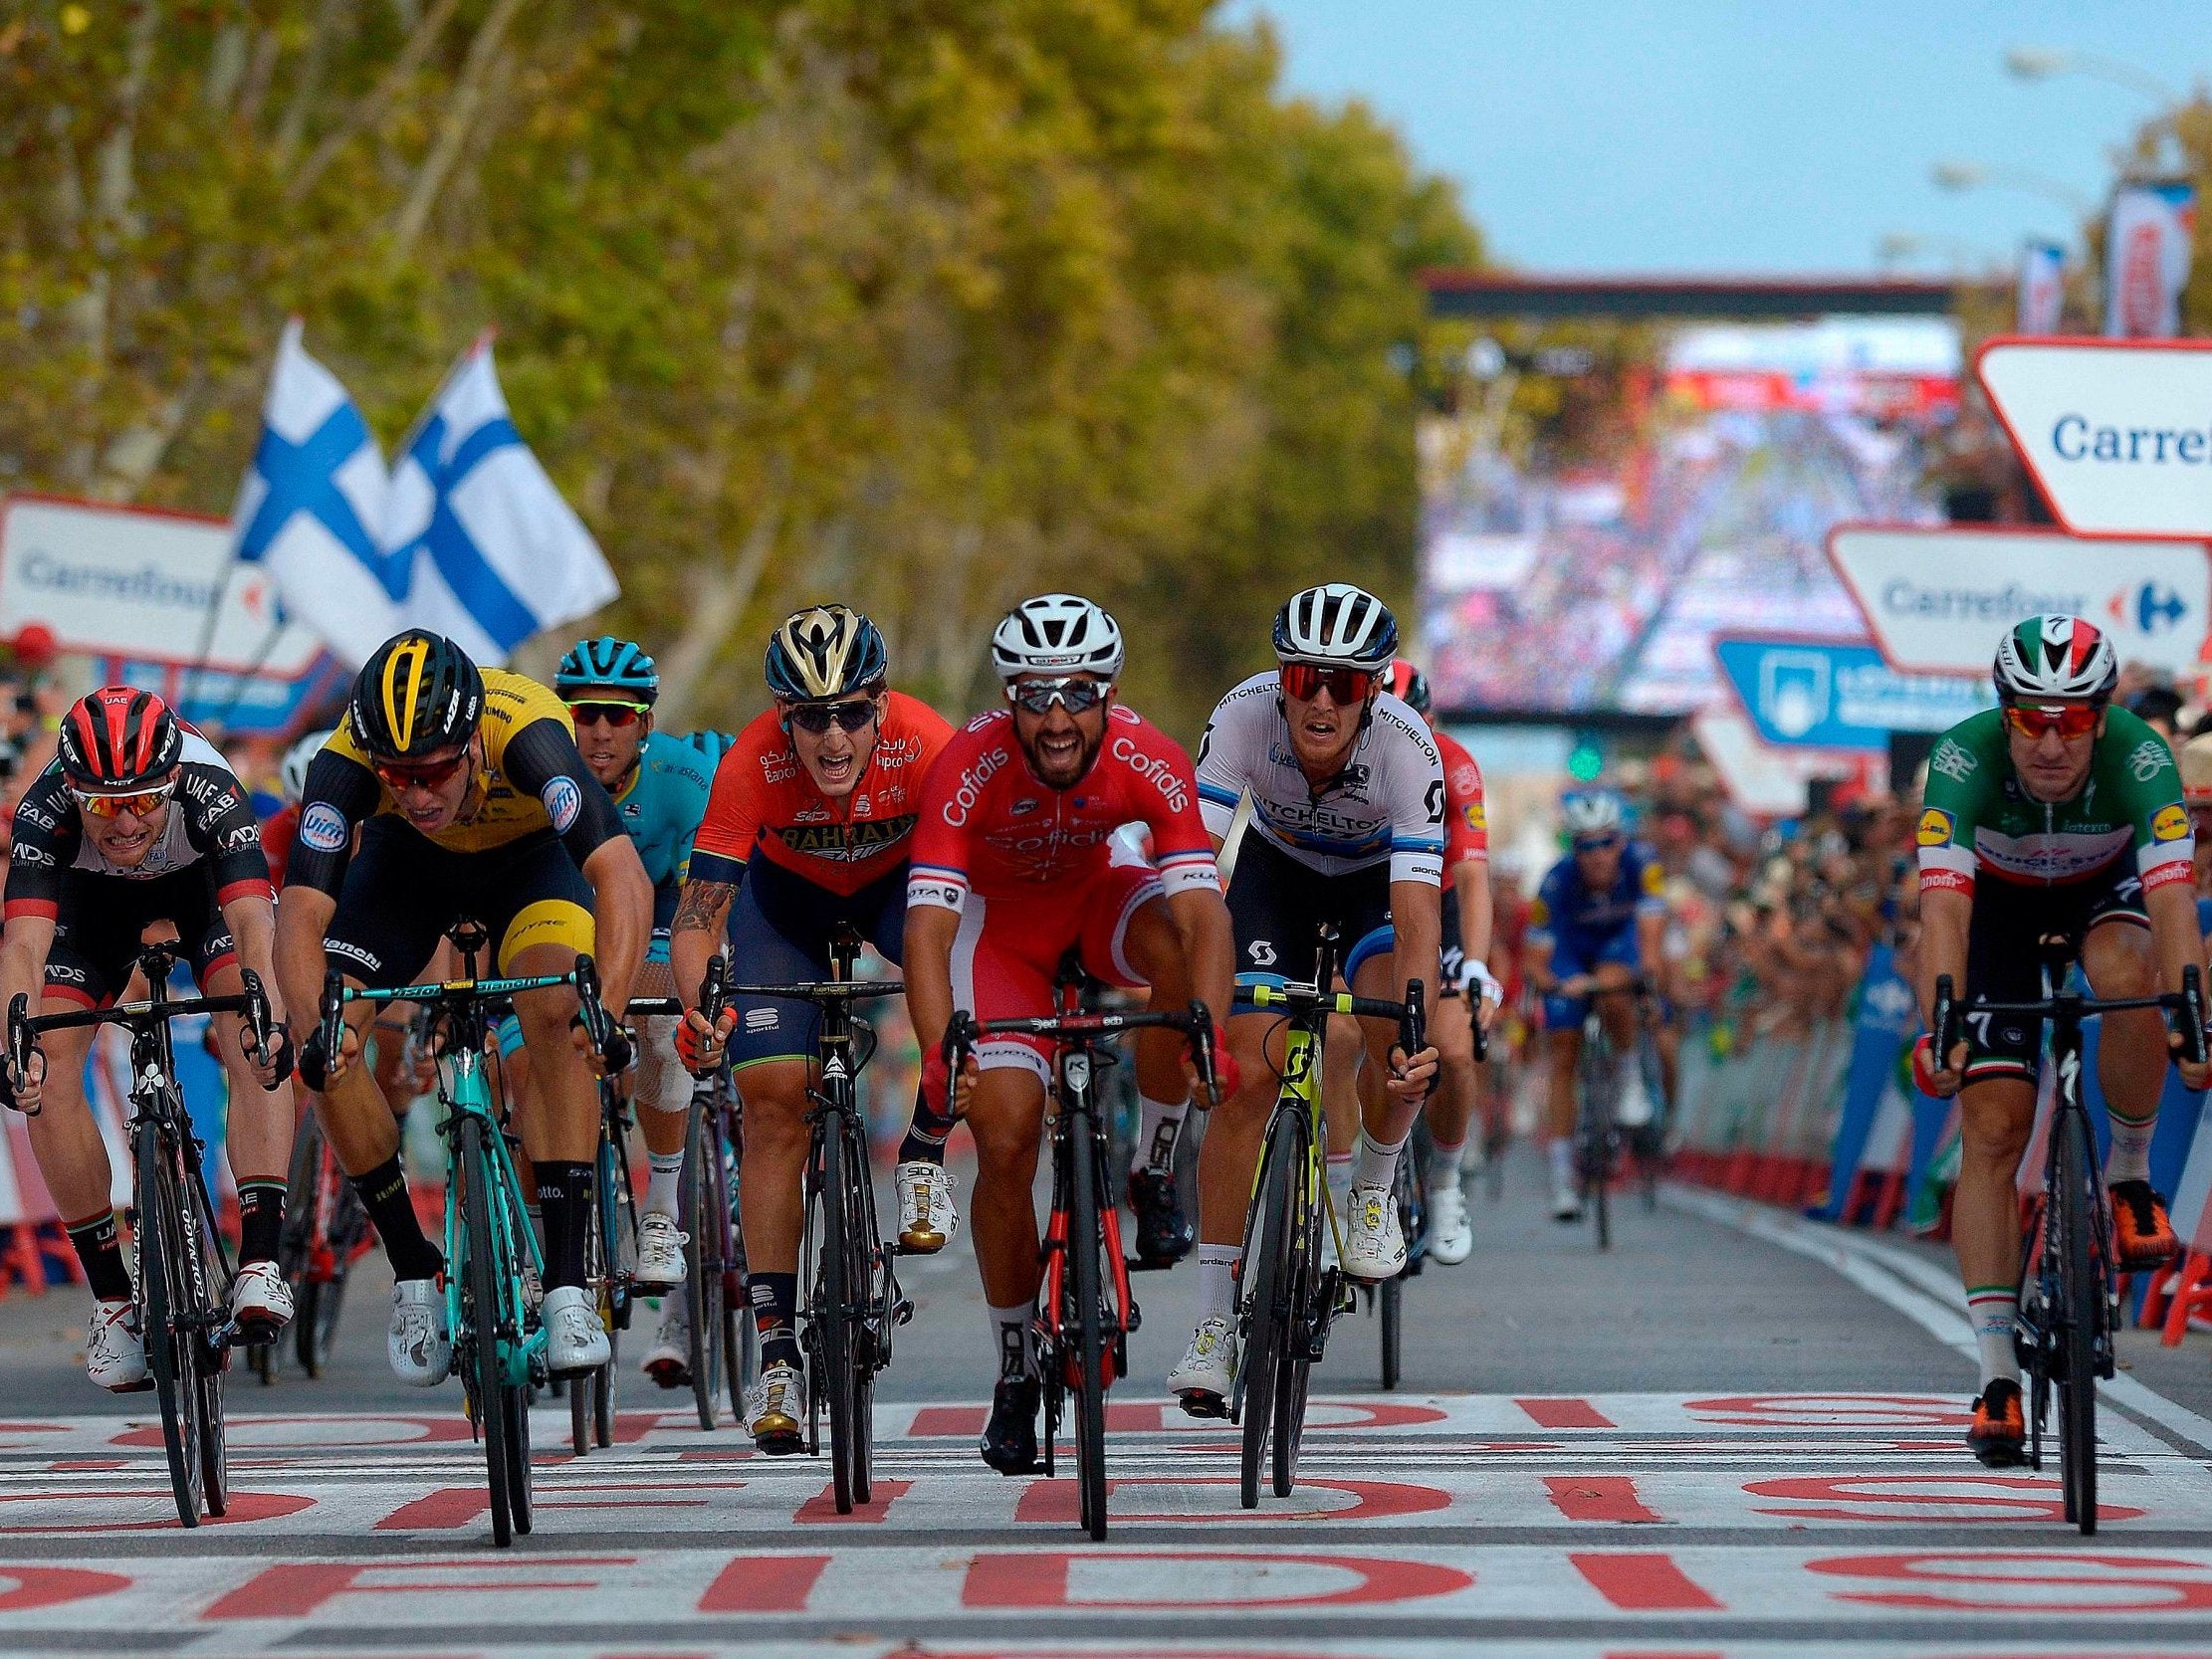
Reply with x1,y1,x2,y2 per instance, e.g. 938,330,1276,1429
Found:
457,1116,520,1547
137,1118,205,1527
1069,1103,1109,1541
2054,1105,2101,1534
839,1113,880,1506
681,1097,725,1430
1239,1105,1304,1511
816,1118,861,1512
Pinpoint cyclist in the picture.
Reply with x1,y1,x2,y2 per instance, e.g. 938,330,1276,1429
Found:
274,630,654,1386
0,689,297,1389
1388,658,1498,1264
1168,583,1442,1416
549,637,712,1311
1524,788,1664,1222
897,593,1236,1472
670,605,953,1452
1913,616,2212,1467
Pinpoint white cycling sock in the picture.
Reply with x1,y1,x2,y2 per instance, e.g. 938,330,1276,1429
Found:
2106,1109,2156,1184
989,1301,1036,1378
1355,1128,1407,1191
1132,1093,1190,1176
1326,1149,1356,1220
1427,1138,1466,1194
1967,1286,2020,1389
646,1151,684,1219
1548,1137,1575,1191
1195,1244,1241,1324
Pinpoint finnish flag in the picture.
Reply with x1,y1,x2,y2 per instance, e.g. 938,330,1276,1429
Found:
230,319,405,668
384,339,618,665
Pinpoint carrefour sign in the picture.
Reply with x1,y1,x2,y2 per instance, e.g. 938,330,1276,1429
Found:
1977,335,2212,539
1827,523,2210,677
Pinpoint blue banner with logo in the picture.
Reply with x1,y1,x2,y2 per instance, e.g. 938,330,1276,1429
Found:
1715,637,1991,752
1811,941,1919,1220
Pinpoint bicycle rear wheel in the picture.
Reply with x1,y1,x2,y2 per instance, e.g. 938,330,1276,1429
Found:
595,1134,635,1449
1580,1041,1615,1252
681,1097,726,1430
839,1112,879,1506
2054,1106,2101,1534
1239,1105,1303,1510
458,1116,519,1548
137,1118,204,1527
1069,1103,1109,1541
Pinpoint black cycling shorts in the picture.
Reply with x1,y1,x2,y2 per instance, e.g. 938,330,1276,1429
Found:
46,866,237,1007
724,855,908,1069
1225,834,1394,989
1438,886,1466,999
1961,861,2148,1084
321,818,594,984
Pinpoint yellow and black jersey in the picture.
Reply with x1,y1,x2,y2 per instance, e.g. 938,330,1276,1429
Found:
286,668,626,898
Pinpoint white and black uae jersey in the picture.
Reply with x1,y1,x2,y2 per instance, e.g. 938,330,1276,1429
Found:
1194,674,1445,884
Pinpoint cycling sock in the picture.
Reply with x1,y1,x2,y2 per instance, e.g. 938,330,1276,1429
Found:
1426,1138,1466,1193
2105,1108,2157,1184
749,1270,800,1369
646,1151,684,1219
1355,1128,1407,1191
1967,1285,2020,1388
1132,1093,1189,1175
235,1179,287,1265
351,1153,442,1282
1195,1243,1240,1324
899,1082,955,1167
989,1302,1036,1378
1325,1150,1355,1222
535,1160,595,1292
1547,1137,1575,1191
65,1209,131,1303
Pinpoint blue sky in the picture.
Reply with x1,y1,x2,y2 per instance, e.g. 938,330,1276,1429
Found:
1224,1,2205,274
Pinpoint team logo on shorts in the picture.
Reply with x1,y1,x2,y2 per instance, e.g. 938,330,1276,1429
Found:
2153,802,2189,842
541,776,582,833
1916,807,1954,848
300,803,349,852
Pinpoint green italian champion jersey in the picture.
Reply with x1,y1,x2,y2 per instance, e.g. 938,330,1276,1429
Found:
1915,706,2192,897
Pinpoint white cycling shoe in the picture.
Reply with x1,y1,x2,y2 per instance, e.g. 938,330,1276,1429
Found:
896,1160,959,1253
633,1212,688,1290
1616,1074,1656,1130
87,1299,149,1392
388,1277,452,1387
1341,1182,1407,1282
745,1360,807,1453
1167,1316,1237,1418
543,1284,611,1376
229,1259,296,1338
1549,1181,1584,1223
641,1298,690,1388
1427,1183,1473,1265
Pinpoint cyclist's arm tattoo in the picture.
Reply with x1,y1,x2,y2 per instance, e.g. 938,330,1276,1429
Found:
672,878,735,935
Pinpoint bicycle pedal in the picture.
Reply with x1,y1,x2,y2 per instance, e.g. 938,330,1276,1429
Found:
1124,1255,1178,1273
891,1297,914,1327
1125,1300,1141,1333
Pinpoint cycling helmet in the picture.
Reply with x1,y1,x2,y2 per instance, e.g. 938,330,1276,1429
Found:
281,727,336,806
680,728,738,770
1993,615,2118,704
555,636,659,703
991,593,1125,682
1273,583,1398,669
766,605,888,701
347,630,484,760
1388,658,1433,715
1562,789,1626,840
59,688,182,792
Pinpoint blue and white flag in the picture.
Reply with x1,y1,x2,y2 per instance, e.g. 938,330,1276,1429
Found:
230,319,404,668
2016,239,2066,335
383,339,617,665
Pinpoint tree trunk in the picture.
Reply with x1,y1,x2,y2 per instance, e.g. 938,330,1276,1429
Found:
656,494,785,727
388,0,524,260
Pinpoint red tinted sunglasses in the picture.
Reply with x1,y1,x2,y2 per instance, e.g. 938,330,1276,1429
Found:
567,701,651,728
373,750,471,791
2002,703,2101,740
1280,663,1378,704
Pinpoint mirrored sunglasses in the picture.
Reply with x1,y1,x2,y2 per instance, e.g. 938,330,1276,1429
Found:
1006,677,1109,716
566,700,652,728
72,782,175,819
2002,703,2100,740
1280,662,1378,704
1573,833,1624,854
786,701,879,735
372,750,471,792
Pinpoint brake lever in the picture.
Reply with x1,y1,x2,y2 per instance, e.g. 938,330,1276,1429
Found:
1931,972,1959,1076
942,1013,977,1122
2181,964,2208,1068
1399,979,1430,1098
1187,998,1221,1109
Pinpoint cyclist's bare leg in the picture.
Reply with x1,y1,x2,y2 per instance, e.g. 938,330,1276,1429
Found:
966,1065,1051,1375
732,1058,809,1316
1544,1027,1581,1142
1590,962,1639,1049
317,993,401,1175
2081,920,2164,1177
1320,1012,1362,1225
1426,990,1476,1152
202,961,294,1187
1116,897,1202,1170
507,942,599,1298
20,1018,107,1223
1951,1073,2035,1390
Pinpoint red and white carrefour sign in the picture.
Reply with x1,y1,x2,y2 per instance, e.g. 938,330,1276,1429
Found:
1976,336,2212,541
1828,522,2211,676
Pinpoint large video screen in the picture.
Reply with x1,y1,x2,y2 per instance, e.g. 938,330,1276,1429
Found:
1418,317,1958,715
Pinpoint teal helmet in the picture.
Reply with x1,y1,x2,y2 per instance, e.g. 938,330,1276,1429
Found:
555,636,659,703
680,728,737,769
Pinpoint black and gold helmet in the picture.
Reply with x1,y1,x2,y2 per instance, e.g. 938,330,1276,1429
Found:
765,605,888,702
347,630,485,759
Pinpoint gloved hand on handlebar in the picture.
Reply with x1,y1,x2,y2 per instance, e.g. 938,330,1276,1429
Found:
241,1020,295,1090
297,1021,361,1092
676,1005,736,1077
0,1047,46,1117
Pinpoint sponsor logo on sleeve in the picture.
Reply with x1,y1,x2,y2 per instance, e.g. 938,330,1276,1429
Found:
221,822,262,852
299,803,349,853
541,776,582,834
1929,739,1978,783
1916,807,1956,848
2153,802,2190,842
1464,801,1486,832
2130,739,2176,782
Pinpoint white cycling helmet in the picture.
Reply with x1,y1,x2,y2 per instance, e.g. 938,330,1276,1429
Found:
1993,614,2118,704
1273,583,1399,669
991,593,1126,682
1562,789,1626,840
281,727,335,806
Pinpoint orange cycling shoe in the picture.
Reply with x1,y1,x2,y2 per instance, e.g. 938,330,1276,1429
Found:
1966,1378,2026,1468
2109,1180,2179,1271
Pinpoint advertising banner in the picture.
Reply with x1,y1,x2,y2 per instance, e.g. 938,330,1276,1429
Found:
2104,180,2196,339
2017,239,2067,335
1976,336,2212,541
1828,521,2211,674
1689,705,1866,817
1808,943,1917,1221
1714,635,1991,750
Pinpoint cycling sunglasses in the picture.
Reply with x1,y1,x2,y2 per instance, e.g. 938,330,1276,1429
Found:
1573,833,1624,853
2002,703,2101,740
786,700,879,735
373,750,471,792
1279,662,1378,704
566,700,653,728
72,781,176,819
1006,677,1110,716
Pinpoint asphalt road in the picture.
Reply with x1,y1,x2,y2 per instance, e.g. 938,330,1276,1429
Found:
4,1148,2212,1657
